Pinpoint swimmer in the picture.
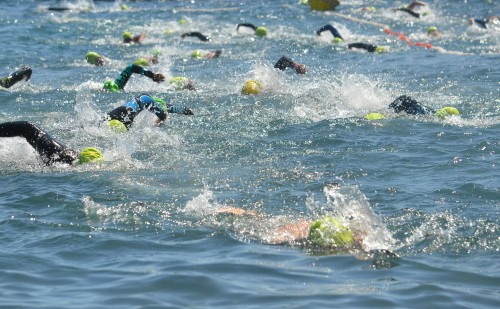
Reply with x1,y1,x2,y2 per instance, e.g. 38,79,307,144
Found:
102,64,165,92
469,16,499,29
274,56,307,74
85,51,107,66
104,94,167,131
364,95,460,120
123,31,146,44
134,49,163,66
393,1,427,18
180,32,210,42
347,43,385,53
0,121,103,166
0,66,32,89
191,50,222,60
316,24,344,42
426,26,442,37
215,207,364,249
236,23,268,37
169,76,196,91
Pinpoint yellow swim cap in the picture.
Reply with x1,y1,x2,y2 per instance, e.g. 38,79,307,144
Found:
109,119,127,133
85,51,100,65
241,80,262,95
427,26,438,35
308,216,354,248
308,0,340,11
375,46,386,53
123,31,132,40
255,26,268,37
78,147,104,164
169,77,189,90
191,50,204,59
364,112,385,120
134,58,149,66
435,107,460,119
332,37,343,43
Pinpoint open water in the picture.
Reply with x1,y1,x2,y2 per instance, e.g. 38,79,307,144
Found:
0,0,499,308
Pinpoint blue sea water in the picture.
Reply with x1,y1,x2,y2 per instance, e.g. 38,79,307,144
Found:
0,0,499,308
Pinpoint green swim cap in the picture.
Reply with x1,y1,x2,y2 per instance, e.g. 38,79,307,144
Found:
151,49,162,58
85,51,100,65
109,119,127,133
152,97,166,111
191,50,203,59
78,147,104,164
375,46,386,53
427,26,438,35
103,80,119,92
169,77,189,90
364,112,385,120
121,4,128,10
241,80,263,95
123,31,132,40
255,26,268,37
435,106,460,119
134,58,149,66
332,37,343,43
308,216,355,248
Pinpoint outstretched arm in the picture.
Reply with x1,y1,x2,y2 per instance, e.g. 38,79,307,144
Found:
236,23,257,31
348,43,377,52
114,64,164,90
316,24,344,40
274,56,307,74
180,32,210,42
0,66,32,89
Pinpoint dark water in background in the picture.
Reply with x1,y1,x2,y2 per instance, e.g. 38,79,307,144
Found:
0,0,499,308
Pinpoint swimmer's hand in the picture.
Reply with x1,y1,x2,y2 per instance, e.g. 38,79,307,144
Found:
21,66,32,81
182,107,194,115
152,73,165,83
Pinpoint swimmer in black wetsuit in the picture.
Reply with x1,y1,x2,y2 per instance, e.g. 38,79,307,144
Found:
0,121,102,165
393,1,427,18
0,67,32,89
316,24,344,41
103,64,165,92
236,23,268,37
388,95,435,115
180,32,210,42
469,16,499,29
274,56,307,74
348,43,385,53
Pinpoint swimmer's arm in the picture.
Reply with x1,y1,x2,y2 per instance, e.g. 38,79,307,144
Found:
316,24,343,40
180,32,210,42
268,219,311,245
236,23,257,31
406,1,426,11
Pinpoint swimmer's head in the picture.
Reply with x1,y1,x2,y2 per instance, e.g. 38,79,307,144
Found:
332,37,343,43
169,76,195,91
134,58,149,66
151,49,162,58
427,26,438,35
78,147,104,165
435,106,460,119
364,112,385,120
123,31,132,42
241,80,263,95
121,4,128,10
375,46,386,53
308,216,355,248
255,26,268,37
103,80,119,92
191,50,204,59
108,119,127,133
85,51,100,65
152,97,167,111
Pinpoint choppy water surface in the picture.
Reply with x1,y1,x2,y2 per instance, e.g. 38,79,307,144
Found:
0,0,498,308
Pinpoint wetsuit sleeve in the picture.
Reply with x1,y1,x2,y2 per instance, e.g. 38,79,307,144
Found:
316,24,344,40
166,104,194,115
0,121,77,165
474,18,488,29
114,64,155,89
348,43,377,53
0,67,32,89
180,32,210,42
274,56,295,71
237,23,258,31
396,8,420,18
388,95,434,115
139,95,167,121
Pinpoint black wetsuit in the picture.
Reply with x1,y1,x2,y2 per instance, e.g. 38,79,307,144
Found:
316,24,344,40
180,32,210,42
0,121,77,165
274,56,296,71
106,94,167,129
237,23,258,31
0,67,32,89
348,43,377,53
115,64,156,90
395,8,421,18
389,95,434,115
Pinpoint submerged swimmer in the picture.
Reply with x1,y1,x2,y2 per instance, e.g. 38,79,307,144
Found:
191,50,222,60
104,93,193,132
102,64,165,92
123,31,146,44
0,66,32,89
180,32,210,42
393,1,428,18
274,56,307,74
236,23,268,37
348,43,386,53
364,95,460,120
468,16,499,29
0,121,103,166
